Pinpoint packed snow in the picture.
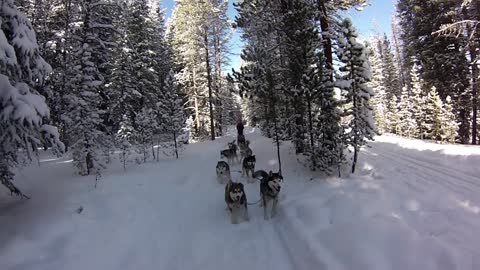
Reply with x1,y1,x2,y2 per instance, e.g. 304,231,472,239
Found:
1,127,479,270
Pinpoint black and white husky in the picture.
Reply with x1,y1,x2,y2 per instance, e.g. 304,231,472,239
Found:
253,170,283,220
242,155,256,181
216,161,231,184
224,181,249,224
237,134,246,145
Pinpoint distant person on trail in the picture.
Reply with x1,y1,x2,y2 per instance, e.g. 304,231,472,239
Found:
236,120,244,137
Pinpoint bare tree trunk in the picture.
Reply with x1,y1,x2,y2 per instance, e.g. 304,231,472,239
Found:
156,139,160,162
213,27,223,136
307,97,316,170
152,143,155,160
204,31,215,141
193,68,200,134
266,69,282,174
173,130,179,159
468,25,478,144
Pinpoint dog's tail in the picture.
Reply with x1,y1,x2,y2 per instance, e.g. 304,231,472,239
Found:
252,170,268,181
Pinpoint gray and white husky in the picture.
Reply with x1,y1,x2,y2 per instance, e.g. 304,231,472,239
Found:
253,170,283,220
224,181,249,224
221,140,239,164
220,148,238,164
239,140,252,162
216,161,231,184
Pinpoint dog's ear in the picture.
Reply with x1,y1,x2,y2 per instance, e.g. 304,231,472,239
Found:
269,170,272,176
239,183,244,188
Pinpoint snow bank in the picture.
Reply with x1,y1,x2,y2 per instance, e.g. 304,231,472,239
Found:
375,134,480,156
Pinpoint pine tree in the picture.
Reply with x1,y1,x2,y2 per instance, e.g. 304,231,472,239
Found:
385,95,400,134
39,0,82,151
366,38,387,133
409,62,426,139
126,0,161,110
396,0,471,143
379,35,402,98
158,70,186,159
424,87,445,141
434,0,480,144
442,96,459,143
65,0,114,176
109,1,139,133
134,108,155,163
336,18,375,174
116,115,134,170
397,87,416,137
0,0,63,197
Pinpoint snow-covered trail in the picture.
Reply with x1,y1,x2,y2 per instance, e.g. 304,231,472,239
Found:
0,127,314,270
1,129,480,270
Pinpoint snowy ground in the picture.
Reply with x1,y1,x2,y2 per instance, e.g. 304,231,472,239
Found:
1,127,480,270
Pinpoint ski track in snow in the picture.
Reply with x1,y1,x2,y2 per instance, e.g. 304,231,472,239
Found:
1,128,480,270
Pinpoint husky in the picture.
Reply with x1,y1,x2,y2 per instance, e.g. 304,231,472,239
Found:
239,140,252,162
242,155,256,181
220,149,238,164
253,170,283,220
228,140,238,153
216,161,231,184
224,181,249,224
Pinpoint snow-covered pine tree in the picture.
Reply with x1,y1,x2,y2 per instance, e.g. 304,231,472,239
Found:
281,0,319,154
116,115,134,170
366,38,387,134
442,96,459,143
65,0,113,176
109,0,140,138
396,0,471,143
379,34,402,98
385,95,400,134
335,18,375,174
423,86,445,141
409,62,427,139
126,0,161,111
37,0,82,151
147,0,174,146
158,70,186,159
134,108,156,163
434,0,479,144
0,0,64,197
397,87,416,137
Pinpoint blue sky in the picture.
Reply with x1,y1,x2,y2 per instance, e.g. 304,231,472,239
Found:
161,0,396,72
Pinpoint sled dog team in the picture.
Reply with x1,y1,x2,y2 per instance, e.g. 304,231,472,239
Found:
216,132,283,224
